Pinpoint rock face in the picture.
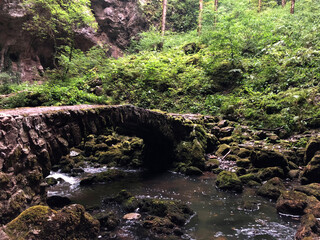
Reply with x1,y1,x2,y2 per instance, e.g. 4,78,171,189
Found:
0,0,148,81
0,104,216,224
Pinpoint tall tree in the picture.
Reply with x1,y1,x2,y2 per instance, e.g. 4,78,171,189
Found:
282,0,286,7
161,0,168,37
214,0,218,26
290,0,295,14
258,0,262,12
198,0,203,34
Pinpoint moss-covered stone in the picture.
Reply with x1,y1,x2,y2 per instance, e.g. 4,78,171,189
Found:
80,169,127,186
216,171,243,192
185,166,203,176
215,144,231,156
257,167,284,181
175,139,206,168
237,148,252,158
304,138,320,164
251,150,288,169
257,177,286,200
236,158,251,168
95,211,119,230
205,158,220,170
295,183,320,201
301,154,320,184
45,177,58,186
5,204,99,240
239,173,260,185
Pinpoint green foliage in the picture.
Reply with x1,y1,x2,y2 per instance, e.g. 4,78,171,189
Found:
5,0,320,135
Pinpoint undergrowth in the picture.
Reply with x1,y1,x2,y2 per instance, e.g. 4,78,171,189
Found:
2,0,320,134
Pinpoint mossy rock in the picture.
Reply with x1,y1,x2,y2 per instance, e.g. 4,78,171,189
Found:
215,144,231,156
257,177,286,200
276,191,310,215
5,204,99,240
251,150,288,169
95,211,119,230
301,154,320,184
304,138,320,164
80,169,127,186
175,139,206,167
236,158,251,168
295,183,320,201
239,173,260,185
45,177,58,186
216,171,243,193
185,166,203,176
257,167,284,181
237,148,252,158
205,159,220,170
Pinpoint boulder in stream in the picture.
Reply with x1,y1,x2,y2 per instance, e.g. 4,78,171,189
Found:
216,170,243,193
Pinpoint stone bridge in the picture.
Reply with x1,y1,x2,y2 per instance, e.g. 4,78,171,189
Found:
0,104,217,223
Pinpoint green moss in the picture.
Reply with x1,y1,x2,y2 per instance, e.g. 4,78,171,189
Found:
257,177,286,200
5,205,53,239
216,171,243,193
257,167,284,181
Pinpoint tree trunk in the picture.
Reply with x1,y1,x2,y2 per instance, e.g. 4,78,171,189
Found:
161,0,167,37
198,0,203,34
258,0,262,12
282,0,286,7
214,0,218,11
290,0,295,14
214,0,218,26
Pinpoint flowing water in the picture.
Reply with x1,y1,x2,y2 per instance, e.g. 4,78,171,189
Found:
47,168,299,240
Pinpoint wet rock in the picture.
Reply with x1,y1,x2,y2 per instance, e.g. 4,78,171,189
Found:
257,177,286,200
295,213,320,240
205,159,220,170
304,138,320,164
215,144,231,156
295,183,320,201
45,177,58,186
123,213,141,220
216,171,243,193
95,212,120,230
80,169,127,186
185,166,203,176
301,154,320,184
276,191,309,215
46,196,72,209
4,204,99,240
236,158,251,168
288,169,300,179
237,148,252,158
219,127,234,137
257,167,284,181
251,150,288,169
239,173,260,185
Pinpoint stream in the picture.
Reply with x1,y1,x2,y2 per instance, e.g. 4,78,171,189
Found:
47,168,299,240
